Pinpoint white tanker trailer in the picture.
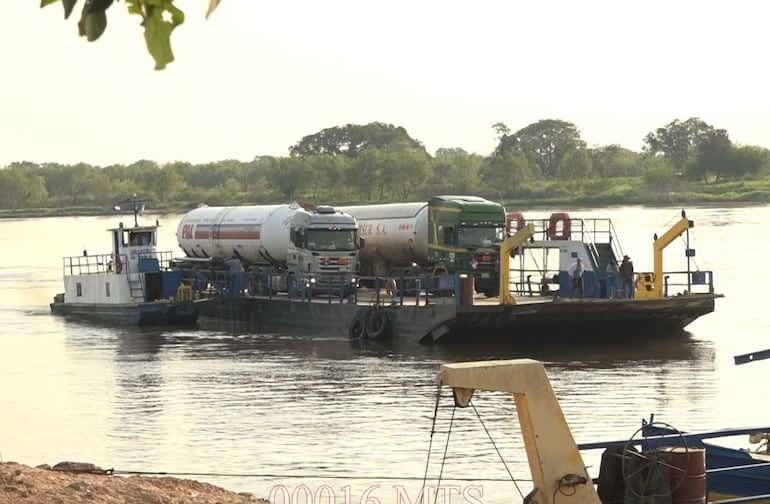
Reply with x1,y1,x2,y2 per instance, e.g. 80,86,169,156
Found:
175,202,359,294
339,195,507,296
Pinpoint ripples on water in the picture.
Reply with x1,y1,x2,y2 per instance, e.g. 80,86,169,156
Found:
9,323,720,502
2,209,770,503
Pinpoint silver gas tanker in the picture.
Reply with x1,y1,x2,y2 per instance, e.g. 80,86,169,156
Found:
337,202,429,272
176,202,359,286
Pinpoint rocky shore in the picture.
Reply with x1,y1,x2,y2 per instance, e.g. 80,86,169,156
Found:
0,461,269,503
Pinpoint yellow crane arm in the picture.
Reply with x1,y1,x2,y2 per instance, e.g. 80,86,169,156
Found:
652,211,693,297
499,223,536,304
438,359,600,504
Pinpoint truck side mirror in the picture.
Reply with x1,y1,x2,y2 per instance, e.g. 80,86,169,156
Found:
359,237,365,249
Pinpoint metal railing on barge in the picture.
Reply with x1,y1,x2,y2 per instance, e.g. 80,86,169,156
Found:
176,269,471,307
508,266,716,298
173,265,716,308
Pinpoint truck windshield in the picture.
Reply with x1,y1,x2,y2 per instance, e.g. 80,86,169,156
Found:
306,229,357,252
458,226,504,247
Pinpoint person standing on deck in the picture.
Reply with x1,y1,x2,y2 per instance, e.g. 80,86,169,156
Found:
606,258,619,299
570,258,584,299
619,255,635,298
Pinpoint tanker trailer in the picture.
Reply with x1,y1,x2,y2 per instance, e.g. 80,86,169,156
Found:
176,202,359,295
339,195,506,296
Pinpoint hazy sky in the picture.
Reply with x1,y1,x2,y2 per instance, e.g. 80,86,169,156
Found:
3,1,768,167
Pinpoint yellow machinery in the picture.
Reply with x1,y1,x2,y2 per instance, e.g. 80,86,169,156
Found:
438,359,601,504
498,224,536,305
635,209,693,299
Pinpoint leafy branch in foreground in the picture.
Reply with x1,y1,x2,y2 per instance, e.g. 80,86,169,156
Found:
40,0,222,70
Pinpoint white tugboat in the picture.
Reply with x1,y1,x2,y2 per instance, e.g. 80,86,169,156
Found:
50,197,209,325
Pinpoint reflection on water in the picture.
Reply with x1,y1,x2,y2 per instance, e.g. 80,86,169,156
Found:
58,324,720,500
0,209,768,503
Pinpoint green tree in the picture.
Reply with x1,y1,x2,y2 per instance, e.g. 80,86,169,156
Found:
513,119,586,179
490,122,519,155
126,159,162,197
479,150,532,196
0,168,48,210
304,154,349,200
725,145,769,180
40,163,74,207
263,156,311,200
346,148,382,201
643,117,715,172
66,163,94,205
90,169,113,206
687,129,732,183
590,145,642,178
384,140,431,200
558,149,593,181
641,156,677,190
431,151,484,195
290,123,426,159
152,164,187,202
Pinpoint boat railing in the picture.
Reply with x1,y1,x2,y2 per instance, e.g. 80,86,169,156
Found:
62,250,176,276
526,217,625,267
136,250,174,271
507,264,716,297
508,268,559,297
639,269,716,296
62,252,118,276
527,217,618,246
182,269,465,306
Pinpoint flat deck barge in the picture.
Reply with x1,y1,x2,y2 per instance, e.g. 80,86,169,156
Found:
189,209,721,345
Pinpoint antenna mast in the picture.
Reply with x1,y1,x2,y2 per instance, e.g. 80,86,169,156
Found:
117,195,152,227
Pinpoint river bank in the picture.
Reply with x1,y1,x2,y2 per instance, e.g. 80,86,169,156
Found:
0,462,269,504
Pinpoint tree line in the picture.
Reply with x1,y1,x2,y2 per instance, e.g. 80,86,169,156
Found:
2,118,769,212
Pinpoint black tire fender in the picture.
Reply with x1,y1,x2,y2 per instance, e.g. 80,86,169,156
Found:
367,310,391,339
348,310,369,339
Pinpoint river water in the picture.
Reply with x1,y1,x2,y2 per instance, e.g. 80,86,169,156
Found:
1,205,768,504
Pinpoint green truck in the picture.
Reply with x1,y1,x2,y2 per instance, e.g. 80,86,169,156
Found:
340,195,507,296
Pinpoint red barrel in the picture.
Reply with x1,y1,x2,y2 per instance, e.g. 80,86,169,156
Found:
460,276,475,306
664,447,706,504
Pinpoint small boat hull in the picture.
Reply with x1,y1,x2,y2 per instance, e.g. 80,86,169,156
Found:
50,299,208,326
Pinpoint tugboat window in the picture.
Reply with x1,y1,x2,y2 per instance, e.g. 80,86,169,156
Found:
130,232,151,246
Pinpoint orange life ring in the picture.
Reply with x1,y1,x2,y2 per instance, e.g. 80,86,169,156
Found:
506,212,526,234
386,278,398,297
548,212,571,240
114,253,123,274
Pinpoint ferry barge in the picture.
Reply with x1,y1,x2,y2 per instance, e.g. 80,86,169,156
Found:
183,209,720,344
